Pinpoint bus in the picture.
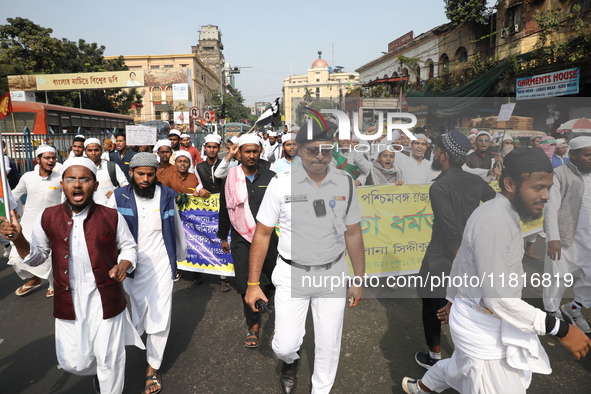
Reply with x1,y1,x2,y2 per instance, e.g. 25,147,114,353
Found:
222,122,249,140
0,101,134,135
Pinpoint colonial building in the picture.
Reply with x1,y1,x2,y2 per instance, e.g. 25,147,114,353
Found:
282,51,359,127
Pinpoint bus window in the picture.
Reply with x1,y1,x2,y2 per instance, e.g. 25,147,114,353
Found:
1,112,37,134
60,114,71,127
71,115,81,127
82,116,91,128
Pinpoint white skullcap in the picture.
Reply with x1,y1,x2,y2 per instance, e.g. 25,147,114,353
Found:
476,131,492,139
390,130,401,141
468,134,477,139
282,133,295,141
569,136,591,150
238,134,261,147
204,134,222,145
180,133,190,139
290,126,300,132
230,136,239,144
502,134,513,142
556,138,568,147
413,133,428,141
268,131,277,137
155,139,172,152
84,138,101,148
74,134,85,139
175,150,192,161
469,128,479,135
62,157,97,176
168,129,181,137
35,145,56,157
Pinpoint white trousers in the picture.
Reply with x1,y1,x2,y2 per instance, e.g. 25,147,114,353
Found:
55,312,128,394
421,348,530,394
146,325,170,370
271,259,347,394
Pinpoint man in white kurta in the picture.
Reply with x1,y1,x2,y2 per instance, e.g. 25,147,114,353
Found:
9,145,62,297
543,136,591,332
84,138,128,206
0,158,143,394
396,134,439,184
402,148,591,394
109,152,186,393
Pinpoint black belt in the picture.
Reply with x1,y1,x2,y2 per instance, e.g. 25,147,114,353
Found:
279,252,344,272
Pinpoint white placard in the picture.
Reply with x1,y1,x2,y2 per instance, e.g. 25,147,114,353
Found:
174,111,190,125
497,103,516,122
546,117,555,125
125,125,157,146
172,83,189,101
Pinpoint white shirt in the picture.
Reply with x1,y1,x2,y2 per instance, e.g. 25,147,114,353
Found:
271,156,301,174
447,193,547,335
94,161,129,206
12,170,63,237
214,156,239,179
395,153,437,184
257,165,361,265
101,151,111,161
264,142,283,163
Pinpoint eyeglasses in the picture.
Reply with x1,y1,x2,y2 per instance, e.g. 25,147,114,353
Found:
41,156,56,160
63,177,92,184
301,145,333,157
477,139,490,143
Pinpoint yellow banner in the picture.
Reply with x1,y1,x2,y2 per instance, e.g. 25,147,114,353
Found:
34,70,144,91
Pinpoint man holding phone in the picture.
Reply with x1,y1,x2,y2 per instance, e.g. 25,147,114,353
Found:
245,119,365,394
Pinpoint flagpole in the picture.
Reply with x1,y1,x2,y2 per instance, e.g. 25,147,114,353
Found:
0,131,11,224
10,112,17,134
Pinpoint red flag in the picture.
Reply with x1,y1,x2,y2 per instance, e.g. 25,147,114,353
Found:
0,93,12,120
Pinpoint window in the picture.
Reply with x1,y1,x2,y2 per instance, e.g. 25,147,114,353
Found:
164,65,173,69
506,5,522,31
155,111,161,120
180,64,189,67
455,47,468,63
426,59,434,79
150,65,160,69
316,79,320,82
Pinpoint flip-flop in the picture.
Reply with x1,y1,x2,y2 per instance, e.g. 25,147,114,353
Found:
144,372,162,394
46,289,55,298
15,283,42,296
245,331,259,348
524,252,541,260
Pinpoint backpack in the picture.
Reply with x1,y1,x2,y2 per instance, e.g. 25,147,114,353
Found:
7,157,20,189
106,161,120,188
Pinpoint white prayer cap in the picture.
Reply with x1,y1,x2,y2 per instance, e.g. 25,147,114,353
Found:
238,134,261,147
204,134,222,145
175,150,192,162
168,129,181,137
569,136,591,150
469,128,479,135
476,131,492,139
290,126,300,132
155,139,172,152
268,131,277,137
390,130,401,141
84,138,101,148
556,138,568,147
468,134,477,140
35,145,56,157
500,134,512,142
180,133,190,139
74,134,85,139
427,138,432,144
282,133,295,141
230,136,239,144
413,133,428,141
62,157,97,176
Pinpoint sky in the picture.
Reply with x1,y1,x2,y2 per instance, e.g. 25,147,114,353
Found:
0,0,467,106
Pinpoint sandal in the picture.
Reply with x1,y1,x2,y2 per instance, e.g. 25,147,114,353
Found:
144,372,162,394
15,282,42,296
245,331,259,348
524,252,541,260
219,278,232,292
46,288,55,298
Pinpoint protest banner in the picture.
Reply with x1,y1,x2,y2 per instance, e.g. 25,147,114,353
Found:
177,194,234,276
125,125,157,146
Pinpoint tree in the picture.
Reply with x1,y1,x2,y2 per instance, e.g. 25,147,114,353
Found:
0,17,142,114
444,0,490,27
211,89,251,123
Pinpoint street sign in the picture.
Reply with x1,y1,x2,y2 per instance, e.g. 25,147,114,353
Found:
190,106,200,119
204,110,216,123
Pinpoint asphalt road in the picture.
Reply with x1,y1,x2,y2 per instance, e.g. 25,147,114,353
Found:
0,236,590,394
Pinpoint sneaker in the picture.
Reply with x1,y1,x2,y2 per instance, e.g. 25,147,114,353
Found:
547,310,564,321
173,271,182,282
561,303,591,333
402,377,426,394
415,351,439,370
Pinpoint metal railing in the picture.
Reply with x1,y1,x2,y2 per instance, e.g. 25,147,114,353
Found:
2,128,209,175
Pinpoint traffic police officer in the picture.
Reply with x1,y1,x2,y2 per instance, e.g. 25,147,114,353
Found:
245,119,366,394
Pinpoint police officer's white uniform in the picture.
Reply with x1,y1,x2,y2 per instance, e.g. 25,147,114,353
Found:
256,164,361,394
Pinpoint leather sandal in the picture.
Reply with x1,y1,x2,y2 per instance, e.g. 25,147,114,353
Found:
144,372,162,394
245,331,259,348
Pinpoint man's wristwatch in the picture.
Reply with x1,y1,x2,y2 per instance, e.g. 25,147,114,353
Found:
221,239,228,243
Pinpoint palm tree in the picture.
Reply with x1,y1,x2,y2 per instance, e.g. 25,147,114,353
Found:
303,88,313,102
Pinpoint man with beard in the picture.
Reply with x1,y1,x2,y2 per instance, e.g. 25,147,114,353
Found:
543,136,591,333
402,148,591,394
0,157,143,394
396,134,436,184
217,134,278,349
10,145,62,298
84,138,128,206
109,153,186,394
154,140,175,183
110,133,136,182
414,131,495,370
270,133,300,173
245,120,365,394
263,131,282,163
463,131,500,181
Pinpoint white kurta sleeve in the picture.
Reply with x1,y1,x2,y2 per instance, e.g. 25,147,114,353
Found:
173,204,187,262
214,157,231,179
11,173,28,201
115,164,129,187
115,211,137,271
21,212,51,267
544,175,561,242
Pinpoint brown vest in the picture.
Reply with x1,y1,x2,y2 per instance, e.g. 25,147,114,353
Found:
41,202,126,320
